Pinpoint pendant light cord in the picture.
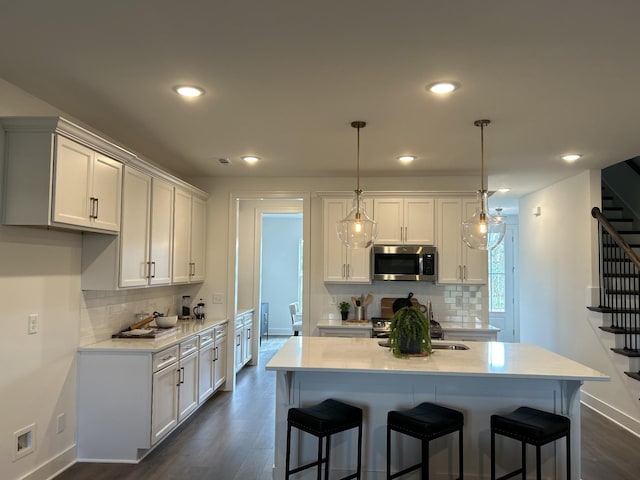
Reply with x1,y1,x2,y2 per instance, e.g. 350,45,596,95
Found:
351,121,366,195
474,119,490,192
480,122,485,192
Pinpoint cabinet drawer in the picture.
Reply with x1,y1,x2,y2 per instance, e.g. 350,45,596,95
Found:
153,345,179,372
198,328,214,347
215,323,228,341
180,336,199,358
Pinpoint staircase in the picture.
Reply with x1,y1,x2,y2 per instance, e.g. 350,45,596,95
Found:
589,187,640,382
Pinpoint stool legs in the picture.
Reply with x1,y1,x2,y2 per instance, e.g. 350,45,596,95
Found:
286,422,362,480
387,425,463,480
491,430,571,480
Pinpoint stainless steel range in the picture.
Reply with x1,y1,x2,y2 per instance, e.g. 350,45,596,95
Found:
370,317,443,339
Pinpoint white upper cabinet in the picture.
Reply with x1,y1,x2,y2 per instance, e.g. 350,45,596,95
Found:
119,167,152,288
435,197,487,284
323,197,372,283
2,117,124,233
149,178,175,285
173,189,206,284
119,167,174,288
373,197,434,245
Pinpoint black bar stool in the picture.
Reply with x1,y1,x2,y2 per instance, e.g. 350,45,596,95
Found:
491,406,571,480
387,402,464,480
286,398,363,479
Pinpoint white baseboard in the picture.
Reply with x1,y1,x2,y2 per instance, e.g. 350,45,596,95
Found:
18,444,76,480
581,391,640,438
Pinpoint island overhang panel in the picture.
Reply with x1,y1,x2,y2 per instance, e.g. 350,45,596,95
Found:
266,337,607,480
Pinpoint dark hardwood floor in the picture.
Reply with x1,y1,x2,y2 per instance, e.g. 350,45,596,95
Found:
57,337,640,479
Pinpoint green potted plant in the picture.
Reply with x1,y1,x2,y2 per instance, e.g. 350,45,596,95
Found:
338,301,351,320
388,306,432,357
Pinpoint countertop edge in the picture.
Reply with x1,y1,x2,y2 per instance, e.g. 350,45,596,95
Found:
78,317,229,353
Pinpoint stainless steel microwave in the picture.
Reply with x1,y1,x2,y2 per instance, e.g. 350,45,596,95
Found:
372,245,437,282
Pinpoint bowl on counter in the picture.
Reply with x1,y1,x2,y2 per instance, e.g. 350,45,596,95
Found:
155,315,178,328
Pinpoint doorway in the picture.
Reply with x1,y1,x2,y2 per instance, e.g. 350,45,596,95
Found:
260,213,303,338
233,195,308,372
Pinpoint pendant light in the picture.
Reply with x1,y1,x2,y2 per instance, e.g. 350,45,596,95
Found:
337,121,378,248
461,119,506,251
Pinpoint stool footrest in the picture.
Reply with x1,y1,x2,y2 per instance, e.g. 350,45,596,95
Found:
495,468,523,480
389,462,422,479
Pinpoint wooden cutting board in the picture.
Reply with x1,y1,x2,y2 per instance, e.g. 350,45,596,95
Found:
380,297,425,319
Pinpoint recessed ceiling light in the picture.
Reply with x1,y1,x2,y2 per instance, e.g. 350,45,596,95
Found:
397,155,416,164
497,188,511,193
561,154,582,162
427,82,458,94
174,85,205,97
242,155,260,164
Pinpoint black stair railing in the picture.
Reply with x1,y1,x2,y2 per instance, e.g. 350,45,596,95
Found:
592,207,640,352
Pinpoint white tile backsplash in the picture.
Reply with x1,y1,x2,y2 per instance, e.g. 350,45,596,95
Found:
321,282,487,325
79,285,202,345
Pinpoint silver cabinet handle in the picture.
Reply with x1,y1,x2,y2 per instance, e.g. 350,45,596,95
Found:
458,265,462,280
463,265,467,280
346,264,350,278
176,368,181,387
151,261,156,278
247,328,251,340
94,197,99,219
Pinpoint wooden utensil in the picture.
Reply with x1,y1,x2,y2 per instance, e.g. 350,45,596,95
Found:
126,314,155,331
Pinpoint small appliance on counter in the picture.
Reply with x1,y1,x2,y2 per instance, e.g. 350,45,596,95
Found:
193,299,206,320
180,295,191,319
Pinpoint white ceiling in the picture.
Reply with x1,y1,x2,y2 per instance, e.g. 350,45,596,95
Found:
2,1,640,214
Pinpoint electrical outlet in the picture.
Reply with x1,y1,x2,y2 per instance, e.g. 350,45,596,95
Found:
212,293,223,304
28,314,38,335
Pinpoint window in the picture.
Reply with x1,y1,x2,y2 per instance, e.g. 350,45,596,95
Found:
489,240,506,312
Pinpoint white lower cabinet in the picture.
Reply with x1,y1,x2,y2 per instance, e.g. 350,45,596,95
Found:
234,321,244,373
214,325,227,390
197,323,228,403
78,321,228,462
198,329,215,403
177,338,199,422
151,347,180,445
243,312,253,365
235,310,254,372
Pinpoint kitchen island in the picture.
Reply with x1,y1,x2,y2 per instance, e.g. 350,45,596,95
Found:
266,337,607,479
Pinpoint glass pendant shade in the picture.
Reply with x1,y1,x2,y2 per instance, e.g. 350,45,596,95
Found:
461,190,506,250
461,119,506,251
337,120,378,248
337,193,377,248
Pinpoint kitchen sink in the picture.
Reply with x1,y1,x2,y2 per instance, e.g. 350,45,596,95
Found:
378,340,469,350
431,342,469,350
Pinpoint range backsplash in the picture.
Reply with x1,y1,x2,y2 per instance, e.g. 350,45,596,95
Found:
322,282,486,323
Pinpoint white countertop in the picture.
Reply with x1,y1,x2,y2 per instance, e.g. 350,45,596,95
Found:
265,336,608,381
78,317,229,353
